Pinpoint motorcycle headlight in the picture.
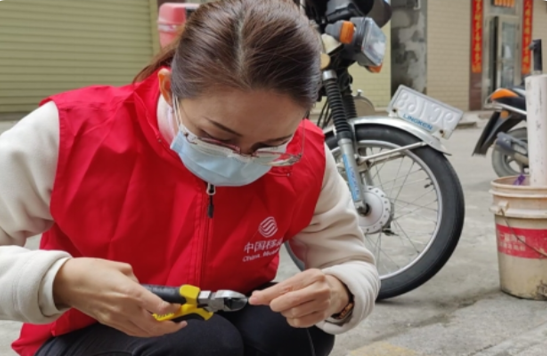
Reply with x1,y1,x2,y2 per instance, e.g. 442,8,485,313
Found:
324,15,387,68
351,17,386,67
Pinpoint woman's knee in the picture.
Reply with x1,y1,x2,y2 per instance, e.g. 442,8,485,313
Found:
36,316,245,356
154,316,245,356
241,325,335,356
225,305,335,356
262,326,334,356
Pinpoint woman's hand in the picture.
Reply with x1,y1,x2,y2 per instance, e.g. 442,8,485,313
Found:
249,269,350,328
53,257,186,337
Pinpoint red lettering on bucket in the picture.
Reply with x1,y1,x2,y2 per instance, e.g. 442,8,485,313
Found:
496,224,547,259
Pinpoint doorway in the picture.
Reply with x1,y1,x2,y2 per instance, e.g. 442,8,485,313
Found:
486,16,520,96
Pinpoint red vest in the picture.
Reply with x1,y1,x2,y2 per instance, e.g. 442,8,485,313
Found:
12,72,326,356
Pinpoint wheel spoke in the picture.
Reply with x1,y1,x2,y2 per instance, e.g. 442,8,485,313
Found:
394,206,437,222
365,233,401,270
376,168,425,187
399,230,436,237
393,184,437,205
394,212,438,223
371,148,386,189
393,221,421,254
395,199,438,213
394,187,438,209
394,161,415,202
388,177,434,191
389,153,407,197
394,199,438,220
378,230,383,264
376,230,382,266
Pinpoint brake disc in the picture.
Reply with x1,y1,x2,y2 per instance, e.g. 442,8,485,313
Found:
358,186,392,234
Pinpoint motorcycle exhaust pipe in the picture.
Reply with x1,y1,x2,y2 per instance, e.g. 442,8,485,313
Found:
495,133,529,166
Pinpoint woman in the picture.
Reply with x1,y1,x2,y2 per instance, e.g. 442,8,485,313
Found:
0,0,380,355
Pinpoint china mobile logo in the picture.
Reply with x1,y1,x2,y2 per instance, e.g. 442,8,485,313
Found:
244,238,283,254
259,217,278,238
242,217,282,262
243,238,284,262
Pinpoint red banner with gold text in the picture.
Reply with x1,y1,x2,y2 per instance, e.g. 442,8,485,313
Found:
471,0,483,74
522,0,533,75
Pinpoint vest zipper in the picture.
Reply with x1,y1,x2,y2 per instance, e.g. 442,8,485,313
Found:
206,183,216,218
200,182,215,285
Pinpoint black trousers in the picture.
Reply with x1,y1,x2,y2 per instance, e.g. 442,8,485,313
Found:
34,304,335,356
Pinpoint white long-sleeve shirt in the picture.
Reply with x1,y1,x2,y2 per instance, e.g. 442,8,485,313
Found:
0,99,380,335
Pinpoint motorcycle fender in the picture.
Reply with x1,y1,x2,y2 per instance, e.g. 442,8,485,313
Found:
472,112,523,156
322,116,450,155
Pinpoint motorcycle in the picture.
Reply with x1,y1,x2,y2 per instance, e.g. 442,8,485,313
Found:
472,39,543,178
158,0,466,300
472,85,528,177
284,0,465,300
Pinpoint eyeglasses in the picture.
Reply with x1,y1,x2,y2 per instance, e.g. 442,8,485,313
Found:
173,99,305,167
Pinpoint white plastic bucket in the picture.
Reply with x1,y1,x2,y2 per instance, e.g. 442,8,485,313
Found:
490,176,547,300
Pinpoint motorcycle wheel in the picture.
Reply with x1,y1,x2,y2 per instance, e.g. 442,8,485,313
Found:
491,127,528,178
286,125,465,300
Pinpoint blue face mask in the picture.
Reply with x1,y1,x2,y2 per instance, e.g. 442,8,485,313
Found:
167,104,280,187
170,130,273,187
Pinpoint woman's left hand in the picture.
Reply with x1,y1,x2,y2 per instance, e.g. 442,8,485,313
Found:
248,269,350,328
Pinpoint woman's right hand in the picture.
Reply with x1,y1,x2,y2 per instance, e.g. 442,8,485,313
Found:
53,257,186,337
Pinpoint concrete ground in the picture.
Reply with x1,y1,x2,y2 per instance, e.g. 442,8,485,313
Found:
1,118,546,356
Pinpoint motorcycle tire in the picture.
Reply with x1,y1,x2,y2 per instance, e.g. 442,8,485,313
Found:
491,127,528,178
286,125,465,300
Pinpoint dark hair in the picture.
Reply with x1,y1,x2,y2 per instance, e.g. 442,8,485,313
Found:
135,0,322,109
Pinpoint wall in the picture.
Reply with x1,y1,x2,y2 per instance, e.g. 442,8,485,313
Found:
390,0,427,95
532,0,547,71
426,0,471,111
0,0,158,116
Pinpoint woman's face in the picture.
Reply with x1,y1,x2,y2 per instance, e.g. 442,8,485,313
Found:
180,90,307,154
159,70,308,155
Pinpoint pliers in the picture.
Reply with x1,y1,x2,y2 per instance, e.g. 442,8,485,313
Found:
142,284,248,322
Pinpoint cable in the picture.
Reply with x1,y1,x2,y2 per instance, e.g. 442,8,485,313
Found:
305,328,317,356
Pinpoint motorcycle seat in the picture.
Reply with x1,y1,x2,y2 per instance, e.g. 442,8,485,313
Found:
509,86,526,97
496,95,526,112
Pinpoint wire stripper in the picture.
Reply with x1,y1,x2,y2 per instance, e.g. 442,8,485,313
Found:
142,284,248,322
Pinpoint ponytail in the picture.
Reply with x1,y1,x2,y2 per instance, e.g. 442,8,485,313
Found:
133,28,183,83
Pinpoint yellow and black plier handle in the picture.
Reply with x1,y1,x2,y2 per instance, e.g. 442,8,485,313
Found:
142,284,247,322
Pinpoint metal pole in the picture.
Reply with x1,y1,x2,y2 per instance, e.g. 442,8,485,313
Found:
530,39,543,75
526,40,547,186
